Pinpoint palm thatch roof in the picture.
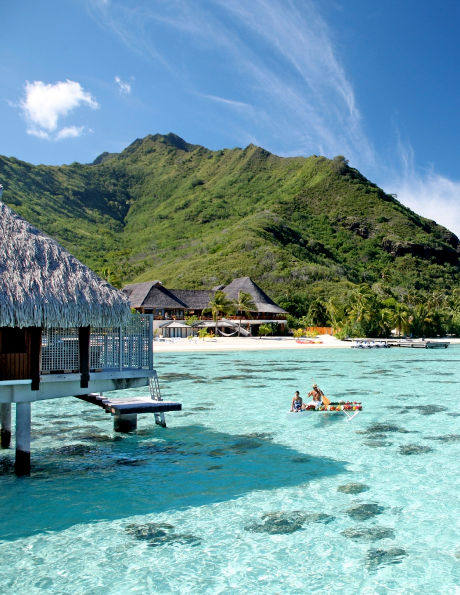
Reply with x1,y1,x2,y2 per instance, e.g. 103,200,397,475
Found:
122,281,162,307
0,201,131,328
123,277,287,315
169,289,214,310
222,277,287,314
123,282,187,309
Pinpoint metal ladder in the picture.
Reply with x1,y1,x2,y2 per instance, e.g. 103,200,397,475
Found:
149,372,166,427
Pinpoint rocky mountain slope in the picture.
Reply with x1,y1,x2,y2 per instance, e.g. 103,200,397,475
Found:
1,133,458,313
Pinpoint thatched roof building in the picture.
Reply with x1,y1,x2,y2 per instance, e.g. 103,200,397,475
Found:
123,281,188,311
222,277,287,314
169,289,214,310
0,201,130,328
124,277,287,317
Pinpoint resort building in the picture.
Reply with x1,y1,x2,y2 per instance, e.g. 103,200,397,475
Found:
123,277,287,337
0,201,156,475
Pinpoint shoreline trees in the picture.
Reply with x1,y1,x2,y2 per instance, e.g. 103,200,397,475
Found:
284,284,459,338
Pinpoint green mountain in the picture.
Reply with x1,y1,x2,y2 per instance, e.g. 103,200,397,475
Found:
1,132,459,331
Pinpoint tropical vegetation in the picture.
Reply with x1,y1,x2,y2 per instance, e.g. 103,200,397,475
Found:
289,285,460,337
202,290,236,335
234,291,257,336
1,132,458,336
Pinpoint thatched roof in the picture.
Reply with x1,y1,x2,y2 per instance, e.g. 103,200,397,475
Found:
170,289,214,310
222,277,287,314
0,201,131,328
123,281,162,306
123,277,286,315
123,282,187,309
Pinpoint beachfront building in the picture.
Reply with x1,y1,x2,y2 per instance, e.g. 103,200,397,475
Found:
0,201,155,475
123,276,287,336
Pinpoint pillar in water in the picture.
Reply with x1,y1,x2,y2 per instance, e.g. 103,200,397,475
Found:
15,402,31,476
1,403,12,448
113,413,137,433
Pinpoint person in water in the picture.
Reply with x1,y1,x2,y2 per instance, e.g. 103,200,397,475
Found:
291,390,303,412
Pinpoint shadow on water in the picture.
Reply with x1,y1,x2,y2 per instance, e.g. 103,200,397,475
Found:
0,425,347,541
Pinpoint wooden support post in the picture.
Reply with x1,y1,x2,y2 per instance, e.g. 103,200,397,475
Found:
29,327,42,391
113,413,137,433
1,403,12,448
78,326,90,389
15,402,31,476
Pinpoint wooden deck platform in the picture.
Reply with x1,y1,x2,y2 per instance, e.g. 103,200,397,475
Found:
75,391,182,431
76,393,182,414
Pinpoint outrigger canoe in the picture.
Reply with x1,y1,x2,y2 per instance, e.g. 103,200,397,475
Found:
289,401,362,422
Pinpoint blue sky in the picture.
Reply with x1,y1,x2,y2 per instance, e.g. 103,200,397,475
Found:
1,0,459,233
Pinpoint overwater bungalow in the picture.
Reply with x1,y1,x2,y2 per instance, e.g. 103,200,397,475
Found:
0,201,156,475
123,276,287,336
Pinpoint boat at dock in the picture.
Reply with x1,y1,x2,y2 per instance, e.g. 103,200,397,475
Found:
351,338,450,349
351,340,389,348
388,339,449,349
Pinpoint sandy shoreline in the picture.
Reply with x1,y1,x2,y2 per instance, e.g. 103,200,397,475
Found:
153,335,347,352
153,336,459,353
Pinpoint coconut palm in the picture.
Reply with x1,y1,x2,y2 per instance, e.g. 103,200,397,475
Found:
234,291,256,336
325,298,348,333
392,303,411,337
348,286,375,330
307,300,328,326
202,291,236,336
378,307,394,336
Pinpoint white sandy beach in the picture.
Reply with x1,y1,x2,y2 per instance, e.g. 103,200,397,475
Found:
153,335,460,353
154,335,350,352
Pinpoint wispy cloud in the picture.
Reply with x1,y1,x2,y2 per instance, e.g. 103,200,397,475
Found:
18,79,98,141
87,0,458,235
115,75,132,95
87,0,373,165
215,0,374,164
55,125,85,140
200,93,251,110
26,128,51,140
387,138,460,235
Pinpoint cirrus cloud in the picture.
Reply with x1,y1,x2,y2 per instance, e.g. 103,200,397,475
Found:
114,75,132,95
19,79,98,140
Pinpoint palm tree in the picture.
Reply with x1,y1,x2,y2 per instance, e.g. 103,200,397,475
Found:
98,265,122,289
202,291,236,336
348,286,374,330
378,307,393,337
392,303,410,337
234,291,256,336
325,298,348,333
307,300,327,326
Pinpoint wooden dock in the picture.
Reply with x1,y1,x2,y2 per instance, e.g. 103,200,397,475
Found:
76,392,182,415
75,375,181,431
351,338,449,349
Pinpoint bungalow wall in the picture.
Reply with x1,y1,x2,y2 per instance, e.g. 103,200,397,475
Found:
0,327,41,388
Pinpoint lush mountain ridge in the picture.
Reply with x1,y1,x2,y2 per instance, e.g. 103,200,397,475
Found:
1,133,459,332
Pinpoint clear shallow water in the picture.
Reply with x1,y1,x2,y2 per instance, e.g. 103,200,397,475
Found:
0,347,458,594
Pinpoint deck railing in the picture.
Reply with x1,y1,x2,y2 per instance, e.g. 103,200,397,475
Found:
41,314,154,373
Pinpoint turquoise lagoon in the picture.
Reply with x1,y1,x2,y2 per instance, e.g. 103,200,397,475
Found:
0,347,458,593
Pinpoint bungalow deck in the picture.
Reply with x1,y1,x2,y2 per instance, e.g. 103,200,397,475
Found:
76,389,182,431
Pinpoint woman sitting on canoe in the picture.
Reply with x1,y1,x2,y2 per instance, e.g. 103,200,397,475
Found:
290,391,304,412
